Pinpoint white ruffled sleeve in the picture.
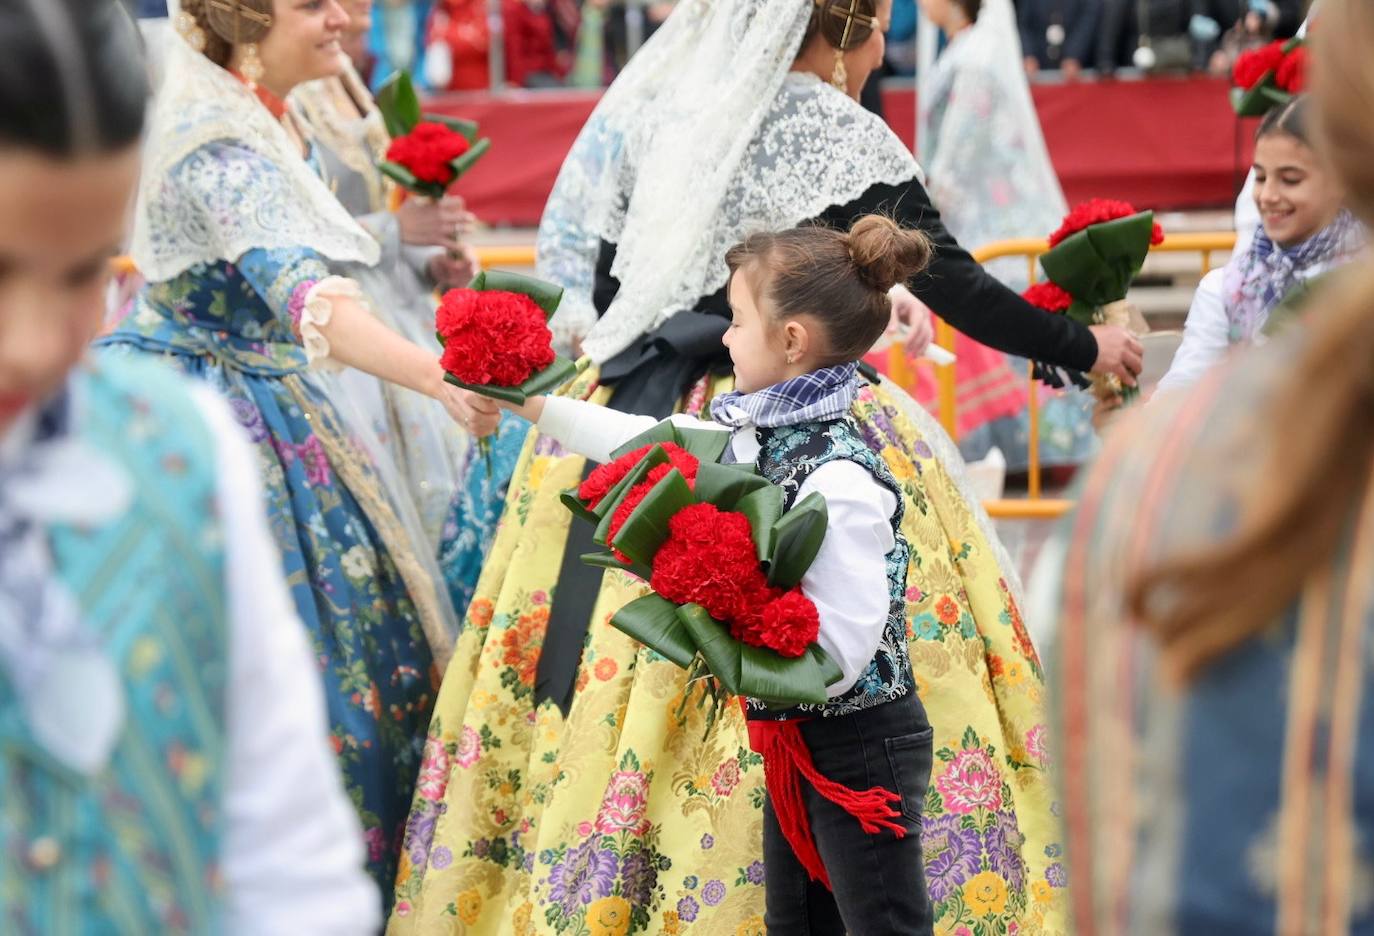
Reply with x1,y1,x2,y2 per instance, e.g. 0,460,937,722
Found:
294,276,364,371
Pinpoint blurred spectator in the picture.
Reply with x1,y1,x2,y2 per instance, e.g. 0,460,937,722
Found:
1099,0,1189,72
1019,0,1100,77
887,0,918,74
424,0,490,90
373,0,433,89
503,0,564,86
1193,0,1305,76
1097,0,1136,73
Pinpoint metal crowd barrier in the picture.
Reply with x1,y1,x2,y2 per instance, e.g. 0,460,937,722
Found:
889,232,1238,520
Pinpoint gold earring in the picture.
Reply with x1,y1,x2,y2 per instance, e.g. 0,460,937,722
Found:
240,41,265,89
175,10,207,51
830,49,848,90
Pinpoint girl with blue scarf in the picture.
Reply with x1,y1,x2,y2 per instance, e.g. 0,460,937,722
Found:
1159,96,1365,395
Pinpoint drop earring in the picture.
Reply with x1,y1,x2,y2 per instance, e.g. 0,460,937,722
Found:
240,41,265,89
830,49,848,90
175,10,207,51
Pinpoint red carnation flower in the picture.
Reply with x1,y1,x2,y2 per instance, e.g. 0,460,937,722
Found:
578,443,699,509
650,503,764,624
757,589,821,658
1021,281,1074,314
1275,46,1307,93
436,288,556,387
606,456,700,561
1233,40,1286,91
1048,198,1164,248
385,121,471,187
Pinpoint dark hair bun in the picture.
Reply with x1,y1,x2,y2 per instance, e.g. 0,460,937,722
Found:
846,215,932,293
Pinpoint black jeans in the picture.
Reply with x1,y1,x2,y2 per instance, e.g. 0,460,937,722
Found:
762,691,935,935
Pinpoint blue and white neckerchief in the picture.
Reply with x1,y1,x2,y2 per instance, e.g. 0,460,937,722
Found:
709,362,860,431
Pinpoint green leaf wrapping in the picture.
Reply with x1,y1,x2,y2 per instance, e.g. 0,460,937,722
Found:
375,70,421,138
579,550,651,583
734,484,783,563
740,645,829,705
379,161,443,200
1039,212,1155,307
690,460,768,508
560,490,601,526
424,113,480,141
810,643,844,687
678,603,743,693
609,469,695,567
608,420,679,458
440,270,573,403
592,446,672,542
1231,76,1293,117
673,426,731,464
766,491,829,589
605,421,731,466
610,594,697,668
464,270,565,317
449,137,491,180
442,356,578,406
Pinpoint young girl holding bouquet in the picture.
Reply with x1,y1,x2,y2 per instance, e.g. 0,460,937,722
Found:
500,215,935,935
1157,95,1364,395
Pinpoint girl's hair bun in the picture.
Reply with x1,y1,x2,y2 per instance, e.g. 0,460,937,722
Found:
846,214,932,293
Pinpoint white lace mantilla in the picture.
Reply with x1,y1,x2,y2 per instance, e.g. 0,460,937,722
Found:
131,32,379,282
537,0,921,363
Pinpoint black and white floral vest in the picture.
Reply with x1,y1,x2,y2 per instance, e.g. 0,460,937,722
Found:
746,417,914,721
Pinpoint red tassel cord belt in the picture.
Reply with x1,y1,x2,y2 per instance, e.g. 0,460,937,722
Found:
747,715,908,890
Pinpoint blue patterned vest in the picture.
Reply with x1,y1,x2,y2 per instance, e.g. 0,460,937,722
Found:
746,418,913,721
0,357,229,935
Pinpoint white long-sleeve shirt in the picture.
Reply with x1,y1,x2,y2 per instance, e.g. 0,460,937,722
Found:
1,386,380,935
1155,252,1343,397
538,397,899,698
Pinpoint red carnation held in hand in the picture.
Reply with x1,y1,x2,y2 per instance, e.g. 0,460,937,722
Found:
1021,281,1074,314
651,503,764,625
757,588,821,658
385,121,471,187
607,460,698,562
578,443,700,509
1233,40,1286,91
1048,198,1165,249
649,502,823,658
436,288,556,387
1275,45,1307,93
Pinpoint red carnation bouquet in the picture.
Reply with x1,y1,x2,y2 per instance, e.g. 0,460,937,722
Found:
376,71,490,199
436,270,581,470
1023,198,1160,401
562,421,842,731
1232,36,1306,117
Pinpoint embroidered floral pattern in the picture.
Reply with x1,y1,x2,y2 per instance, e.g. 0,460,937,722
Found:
387,372,1066,934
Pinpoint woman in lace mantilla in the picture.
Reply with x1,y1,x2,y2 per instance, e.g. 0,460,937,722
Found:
97,0,500,910
915,0,1096,474
289,0,487,552
389,0,1072,931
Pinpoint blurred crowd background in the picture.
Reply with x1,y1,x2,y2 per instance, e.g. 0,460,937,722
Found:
131,0,1306,93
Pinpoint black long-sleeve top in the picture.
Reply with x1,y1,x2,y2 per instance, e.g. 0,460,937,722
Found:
594,176,1099,417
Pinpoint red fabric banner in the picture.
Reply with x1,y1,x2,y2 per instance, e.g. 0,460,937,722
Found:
429,77,1257,227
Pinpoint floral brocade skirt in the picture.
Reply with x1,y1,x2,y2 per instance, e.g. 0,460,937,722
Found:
388,368,1068,935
